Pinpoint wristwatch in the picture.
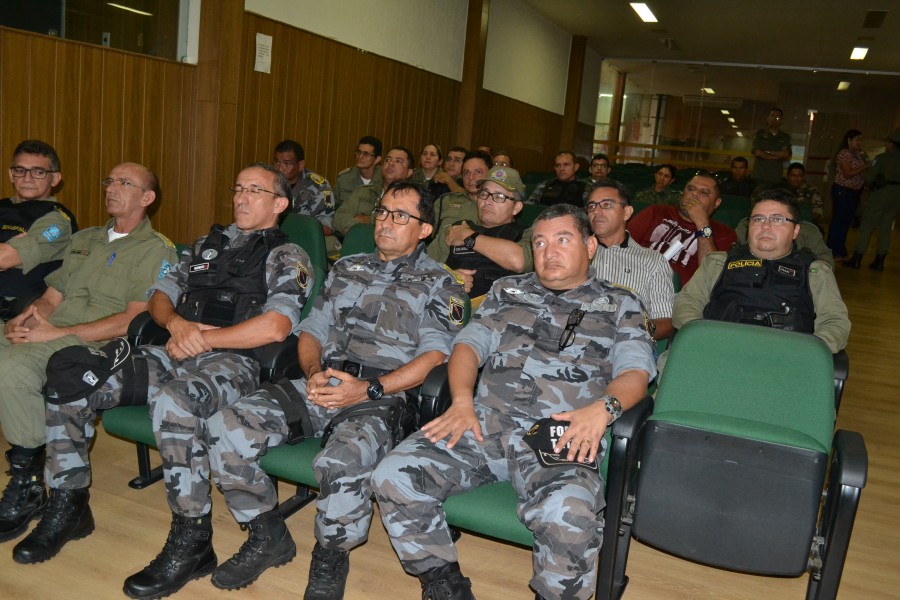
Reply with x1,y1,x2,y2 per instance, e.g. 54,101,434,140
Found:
366,377,384,401
601,395,623,424
694,226,713,239
463,232,479,250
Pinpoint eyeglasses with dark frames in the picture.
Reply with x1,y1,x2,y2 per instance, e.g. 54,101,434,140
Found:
372,206,426,225
11,166,57,179
559,309,586,351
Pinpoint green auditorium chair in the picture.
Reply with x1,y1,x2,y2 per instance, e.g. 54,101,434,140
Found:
515,203,545,229
596,320,867,600
339,223,376,257
280,213,328,274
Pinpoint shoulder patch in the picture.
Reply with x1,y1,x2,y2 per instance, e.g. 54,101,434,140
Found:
323,190,334,208
310,172,326,186
296,262,310,289
448,296,466,326
53,207,72,222
158,259,172,280
442,265,465,286
41,225,62,243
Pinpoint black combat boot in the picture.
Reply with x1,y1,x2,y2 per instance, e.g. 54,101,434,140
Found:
869,254,886,271
13,488,94,563
303,541,350,600
844,252,863,269
123,513,217,599
0,445,48,542
419,562,476,600
211,508,296,590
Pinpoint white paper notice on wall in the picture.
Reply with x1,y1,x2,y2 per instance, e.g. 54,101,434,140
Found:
255,33,273,73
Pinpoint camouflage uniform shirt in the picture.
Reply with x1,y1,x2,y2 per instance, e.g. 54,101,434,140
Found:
290,169,334,229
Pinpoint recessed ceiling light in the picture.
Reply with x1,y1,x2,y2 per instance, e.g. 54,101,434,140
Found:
701,87,715,95
630,3,658,23
727,117,735,123
721,110,730,115
837,81,851,91
850,47,868,60
732,125,738,129
107,2,153,15
737,132,744,137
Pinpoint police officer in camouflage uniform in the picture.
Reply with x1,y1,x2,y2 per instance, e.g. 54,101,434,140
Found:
15,163,313,599
0,162,176,547
273,139,338,251
373,203,656,600
244,179,464,600
1,140,77,321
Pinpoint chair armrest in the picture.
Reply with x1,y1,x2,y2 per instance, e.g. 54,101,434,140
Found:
257,335,299,383
418,363,450,425
128,312,169,347
832,429,867,489
611,396,654,441
832,350,849,411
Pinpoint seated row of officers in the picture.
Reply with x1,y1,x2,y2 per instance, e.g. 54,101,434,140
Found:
0,137,848,600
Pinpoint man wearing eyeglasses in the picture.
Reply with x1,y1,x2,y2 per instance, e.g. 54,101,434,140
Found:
1,140,78,322
583,153,613,186
333,136,383,208
333,146,414,235
226,179,463,600
0,161,177,547
673,189,849,353
752,108,792,185
588,180,675,341
21,162,314,598
437,166,526,298
627,172,737,284
373,203,655,600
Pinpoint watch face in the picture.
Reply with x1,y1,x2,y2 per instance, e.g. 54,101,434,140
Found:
464,235,477,250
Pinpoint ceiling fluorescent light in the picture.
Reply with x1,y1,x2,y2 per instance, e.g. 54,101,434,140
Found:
630,3,658,23
737,132,744,137
701,87,715,95
732,125,738,128
107,3,153,16
721,110,730,115
850,47,868,60
837,81,851,91
727,117,735,123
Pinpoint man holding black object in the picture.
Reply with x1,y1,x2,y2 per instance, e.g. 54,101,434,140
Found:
373,203,655,600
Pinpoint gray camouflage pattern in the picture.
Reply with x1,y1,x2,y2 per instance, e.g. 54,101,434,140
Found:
290,169,335,229
373,273,655,599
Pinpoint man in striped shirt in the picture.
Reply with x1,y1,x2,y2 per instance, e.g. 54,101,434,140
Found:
587,180,675,341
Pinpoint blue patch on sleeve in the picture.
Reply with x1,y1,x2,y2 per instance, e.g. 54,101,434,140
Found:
158,260,172,280
41,225,61,243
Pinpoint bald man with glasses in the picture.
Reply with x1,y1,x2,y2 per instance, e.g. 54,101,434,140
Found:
0,161,176,547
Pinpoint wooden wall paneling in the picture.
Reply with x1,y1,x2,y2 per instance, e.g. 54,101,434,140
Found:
316,35,336,173
0,30,30,198
77,44,107,228
27,35,57,143
54,41,86,218
303,33,326,168
99,50,126,186
122,55,147,164
213,102,240,227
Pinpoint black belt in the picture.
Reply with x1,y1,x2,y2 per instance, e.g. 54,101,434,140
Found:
322,360,390,379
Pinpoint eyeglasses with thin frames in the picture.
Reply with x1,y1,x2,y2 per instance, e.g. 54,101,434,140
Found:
372,206,426,225
749,215,798,226
11,166,57,179
230,185,278,198
355,149,376,159
586,199,626,212
101,178,147,192
559,309,586,351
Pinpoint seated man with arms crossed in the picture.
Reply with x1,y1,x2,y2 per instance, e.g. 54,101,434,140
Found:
373,203,655,600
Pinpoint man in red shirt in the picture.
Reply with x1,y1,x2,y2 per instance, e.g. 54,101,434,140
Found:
627,172,736,284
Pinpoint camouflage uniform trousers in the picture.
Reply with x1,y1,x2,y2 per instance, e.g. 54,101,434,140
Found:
373,408,605,600
216,378,396,541
45,346,259,519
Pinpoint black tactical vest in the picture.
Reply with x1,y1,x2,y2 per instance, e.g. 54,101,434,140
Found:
703,244,816,333
538,179,586,207
0,198,78,299
176,225,287,327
